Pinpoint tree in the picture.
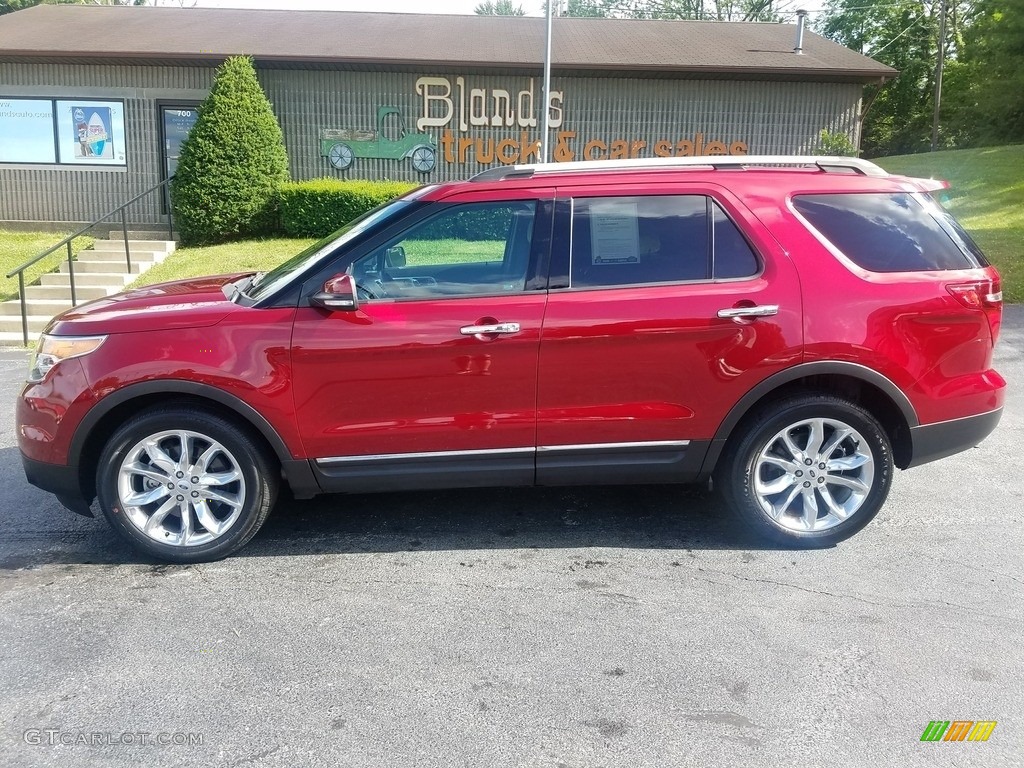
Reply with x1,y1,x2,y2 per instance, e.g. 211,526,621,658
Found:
474,0,526,14
816,0,988,156
945,0,1024,145
1,0,147,13
818,0,1024,153
170,56,289,244
1,0,64,13
562,0,779,21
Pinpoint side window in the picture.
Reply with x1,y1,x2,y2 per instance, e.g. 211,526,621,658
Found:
569,195,758,289
380,111,403,142
712,201,759,279
792,193,981,272
351,201,536,299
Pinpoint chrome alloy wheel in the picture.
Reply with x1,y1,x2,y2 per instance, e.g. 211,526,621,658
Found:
116,430,247,547
753,417,875,532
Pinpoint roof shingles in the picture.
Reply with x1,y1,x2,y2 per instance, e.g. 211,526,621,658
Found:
0,5,895,81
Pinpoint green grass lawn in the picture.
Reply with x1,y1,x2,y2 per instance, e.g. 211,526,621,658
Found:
402,239,504,265
877,145,1024,302
0,230,94,301
130,237,315,289
129,237,501,289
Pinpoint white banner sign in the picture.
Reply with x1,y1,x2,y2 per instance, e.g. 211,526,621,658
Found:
0,99,57,164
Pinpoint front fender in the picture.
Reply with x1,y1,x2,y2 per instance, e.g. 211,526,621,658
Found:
69,379,320,499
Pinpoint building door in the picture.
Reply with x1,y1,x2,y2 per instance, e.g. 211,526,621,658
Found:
160,105,200,178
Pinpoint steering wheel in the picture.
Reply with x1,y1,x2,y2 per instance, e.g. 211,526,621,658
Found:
354,281,380,301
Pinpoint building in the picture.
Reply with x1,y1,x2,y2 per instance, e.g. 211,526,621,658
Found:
0,5,895,227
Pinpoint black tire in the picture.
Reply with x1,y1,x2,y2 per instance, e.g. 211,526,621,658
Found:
716,395,893,547
96,408,278,563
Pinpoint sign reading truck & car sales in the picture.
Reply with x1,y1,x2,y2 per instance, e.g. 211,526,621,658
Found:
415,75,749,167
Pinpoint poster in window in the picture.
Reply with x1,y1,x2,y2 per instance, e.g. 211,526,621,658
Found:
0,98,56,164
55,100,126,165
589,199,640,265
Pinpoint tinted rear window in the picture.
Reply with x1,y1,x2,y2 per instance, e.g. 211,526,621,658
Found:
793,193,985,272
927,192,990,266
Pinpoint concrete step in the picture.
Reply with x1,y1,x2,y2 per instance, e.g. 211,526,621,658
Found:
124,230,178,241
60,260,144,274
0,314,62,336
78,249,164,263
0,299,76,317
89,239,176,254
23,285,114,301
0,235,172,343
40,272,134,287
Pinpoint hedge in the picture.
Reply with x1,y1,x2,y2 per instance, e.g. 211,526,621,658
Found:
279,179,418,238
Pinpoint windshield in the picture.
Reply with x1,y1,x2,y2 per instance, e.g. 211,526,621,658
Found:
244,197,417,302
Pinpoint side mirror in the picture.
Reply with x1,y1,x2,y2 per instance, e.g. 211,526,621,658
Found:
385,245,406,268
311,273,358,311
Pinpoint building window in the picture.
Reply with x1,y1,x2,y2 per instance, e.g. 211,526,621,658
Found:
0,97,127,166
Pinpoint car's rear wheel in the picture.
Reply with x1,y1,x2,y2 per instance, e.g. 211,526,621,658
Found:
717,395,893,547
96,408,278,562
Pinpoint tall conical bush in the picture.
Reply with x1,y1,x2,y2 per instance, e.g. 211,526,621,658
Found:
171,56,289,244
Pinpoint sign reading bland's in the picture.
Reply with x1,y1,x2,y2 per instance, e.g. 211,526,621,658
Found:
416,76,563,131
0,99,57,164
413,75,747,168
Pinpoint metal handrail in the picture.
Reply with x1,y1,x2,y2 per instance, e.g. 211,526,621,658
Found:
6,176,175,346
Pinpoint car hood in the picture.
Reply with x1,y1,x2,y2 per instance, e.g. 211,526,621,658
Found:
46,273,248,337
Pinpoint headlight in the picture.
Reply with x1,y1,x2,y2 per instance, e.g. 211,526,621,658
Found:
28,334,106,383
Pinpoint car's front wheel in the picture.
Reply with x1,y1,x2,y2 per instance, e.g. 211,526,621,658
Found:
717,395,893,547
96,408,278,562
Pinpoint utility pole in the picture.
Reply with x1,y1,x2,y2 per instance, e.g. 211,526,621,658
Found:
541,0,554,162
930,0,948,151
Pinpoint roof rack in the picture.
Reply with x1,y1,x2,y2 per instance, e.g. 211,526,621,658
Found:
469,155,888,182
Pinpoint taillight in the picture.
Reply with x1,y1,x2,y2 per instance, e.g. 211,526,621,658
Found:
985,276,1003,307
948,275,1002,341
947,278,1001,308
947,283,984,309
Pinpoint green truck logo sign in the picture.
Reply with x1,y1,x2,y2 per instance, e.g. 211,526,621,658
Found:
319,105,436,174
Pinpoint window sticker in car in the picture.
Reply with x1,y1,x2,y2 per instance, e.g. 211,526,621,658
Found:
589,199,640,265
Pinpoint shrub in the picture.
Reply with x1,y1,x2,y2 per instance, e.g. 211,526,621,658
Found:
814,130,858,157
171,56,289,244
279,179,418,237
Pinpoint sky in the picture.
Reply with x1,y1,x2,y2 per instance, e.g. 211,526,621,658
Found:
183,0,822,20
185,0,542,15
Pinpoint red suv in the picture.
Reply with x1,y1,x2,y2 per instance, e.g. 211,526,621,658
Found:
17,156,1004,562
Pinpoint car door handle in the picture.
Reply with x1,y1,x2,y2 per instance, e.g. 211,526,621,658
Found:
460,322,521,336
717,305,779,319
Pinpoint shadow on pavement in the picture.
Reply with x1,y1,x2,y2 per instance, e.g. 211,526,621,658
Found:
2,465,793,569
243,484,773,558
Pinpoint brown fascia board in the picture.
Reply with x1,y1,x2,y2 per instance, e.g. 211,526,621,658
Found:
0,51,898,83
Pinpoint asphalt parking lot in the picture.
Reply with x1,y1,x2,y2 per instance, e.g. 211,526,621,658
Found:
1,307,1021,768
